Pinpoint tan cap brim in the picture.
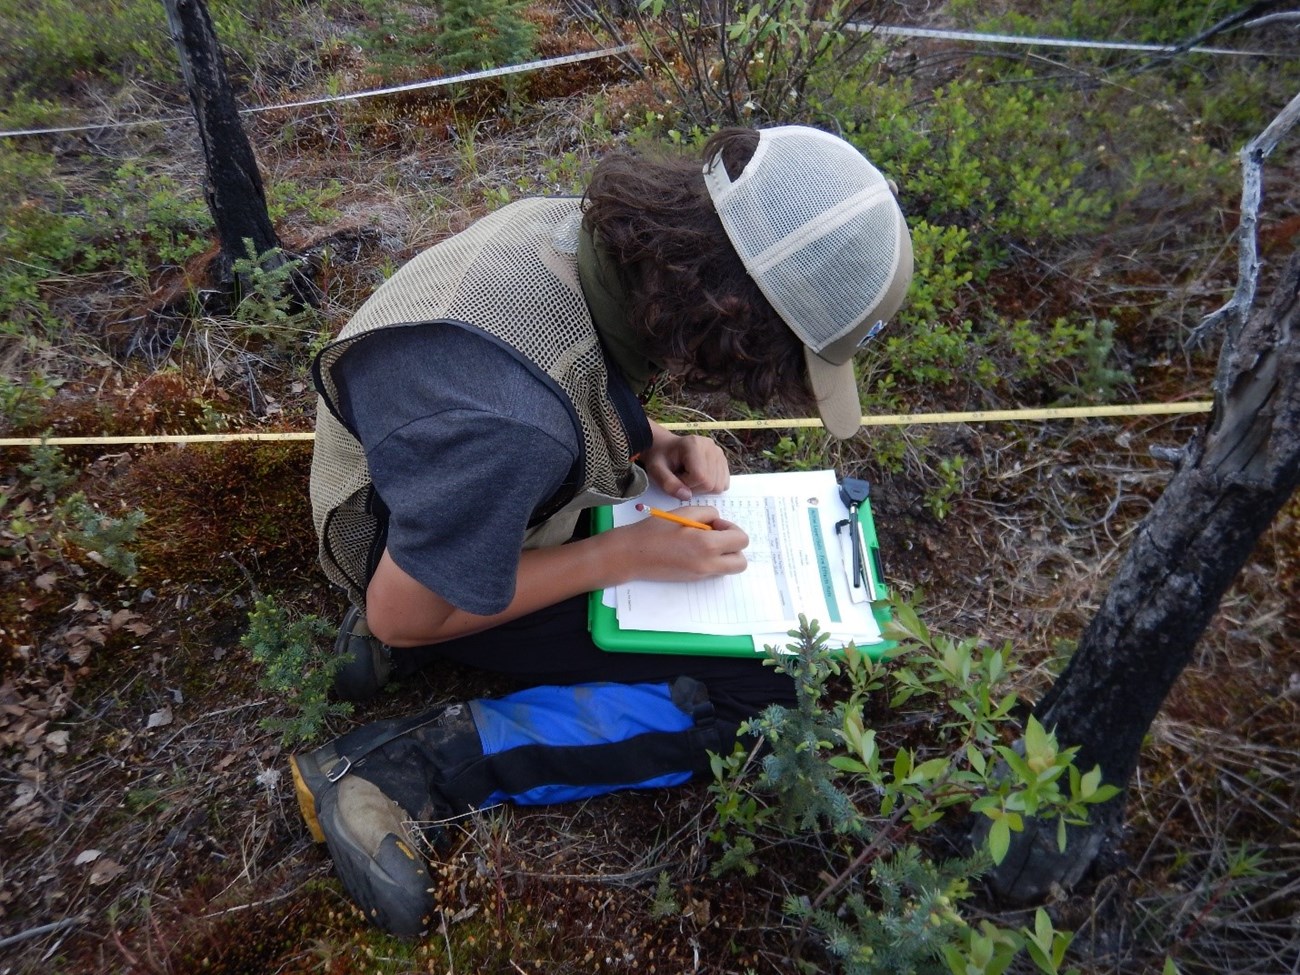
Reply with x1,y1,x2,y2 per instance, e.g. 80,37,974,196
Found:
805,348,862,439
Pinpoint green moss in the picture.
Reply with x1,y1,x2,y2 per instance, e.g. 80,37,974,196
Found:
116,440,315,588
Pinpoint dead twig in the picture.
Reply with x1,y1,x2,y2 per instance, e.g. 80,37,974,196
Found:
0,915,88,950
1189,89,1300,350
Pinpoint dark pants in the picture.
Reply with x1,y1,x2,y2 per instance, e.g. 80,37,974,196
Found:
390,593,796,724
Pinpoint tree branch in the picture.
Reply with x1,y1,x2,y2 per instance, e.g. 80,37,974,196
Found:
1188,89,1300,353
1150,1,1291,61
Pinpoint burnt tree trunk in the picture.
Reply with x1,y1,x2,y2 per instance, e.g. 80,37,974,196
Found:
989,251,1300,902
163,0,289,291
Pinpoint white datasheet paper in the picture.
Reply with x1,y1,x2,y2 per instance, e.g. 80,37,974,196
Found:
605,470,882,649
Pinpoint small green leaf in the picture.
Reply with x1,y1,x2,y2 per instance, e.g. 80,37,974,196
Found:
908,807,945,830
1034,907,1052,946
995,745,1033,782
893,747,913,782
859,728,878,768
970,795,1000,814
1024,716,1052,762
988,816,1011,864
940,945,968,975
909,756,951,783
828,755,870,774
1025,939,1051,971
893,599,928,644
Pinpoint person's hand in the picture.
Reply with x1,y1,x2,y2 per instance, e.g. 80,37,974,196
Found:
609,506,748,582
641,422,730,500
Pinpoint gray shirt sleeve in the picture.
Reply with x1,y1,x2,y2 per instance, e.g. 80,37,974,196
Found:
334,324,581,615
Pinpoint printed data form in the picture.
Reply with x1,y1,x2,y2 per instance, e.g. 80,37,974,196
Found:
605,470,881,646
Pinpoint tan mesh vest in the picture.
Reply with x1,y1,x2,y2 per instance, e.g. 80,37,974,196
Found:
309,197,650,608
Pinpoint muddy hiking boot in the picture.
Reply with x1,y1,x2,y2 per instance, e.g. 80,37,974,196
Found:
332,605,392,702
289,703,483,937
290,737,435,938
289,680,726,937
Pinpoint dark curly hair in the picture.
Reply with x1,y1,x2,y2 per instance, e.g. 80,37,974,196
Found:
582,128,812,411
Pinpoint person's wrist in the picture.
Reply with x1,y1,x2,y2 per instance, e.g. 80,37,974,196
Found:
588,526,635,587
649,422,678,451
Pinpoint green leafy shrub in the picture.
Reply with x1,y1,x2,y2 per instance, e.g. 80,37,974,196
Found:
353,0,535,82
228,240,326,353
0,0,171,93
241,595,350,746
74,161,211,277
924,454,966,521
60,494,147,578
353,0,438,82
0,156,210,338
626,0,892,126
828,78,1121,401
436,0,536,74
0,0,319,95
761,429,832,471
948,0,1241,48
844,77,1110,251
6,444,146,578
707,611,1119,973
0,371,62,431
1006,317,1132,403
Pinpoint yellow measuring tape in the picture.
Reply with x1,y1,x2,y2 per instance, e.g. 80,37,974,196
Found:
0,401,1212,448
663,401,1212,432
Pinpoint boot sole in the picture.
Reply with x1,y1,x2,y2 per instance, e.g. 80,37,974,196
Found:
289,742,434,937
289,752,326,843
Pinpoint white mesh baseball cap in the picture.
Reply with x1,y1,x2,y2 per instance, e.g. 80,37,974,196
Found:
703,126,913,439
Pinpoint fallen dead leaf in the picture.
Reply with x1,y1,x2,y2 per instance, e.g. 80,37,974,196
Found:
8,782,38,812
109,609,138,630
73,849,103,866
66,642,93,666
146,707,173,729
89,858,126,886
684,897,712,927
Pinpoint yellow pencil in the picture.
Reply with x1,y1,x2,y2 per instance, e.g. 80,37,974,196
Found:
635,503,714,530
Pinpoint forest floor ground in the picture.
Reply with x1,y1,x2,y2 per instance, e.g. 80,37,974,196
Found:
2,5,1298,973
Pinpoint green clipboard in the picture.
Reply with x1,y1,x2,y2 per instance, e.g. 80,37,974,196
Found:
587,494,893,659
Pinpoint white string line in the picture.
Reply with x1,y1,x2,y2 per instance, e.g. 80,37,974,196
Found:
1,16,1284,141
0,402,1214,447
239,44,633,115
0,46,632,140
863,23,1275,57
